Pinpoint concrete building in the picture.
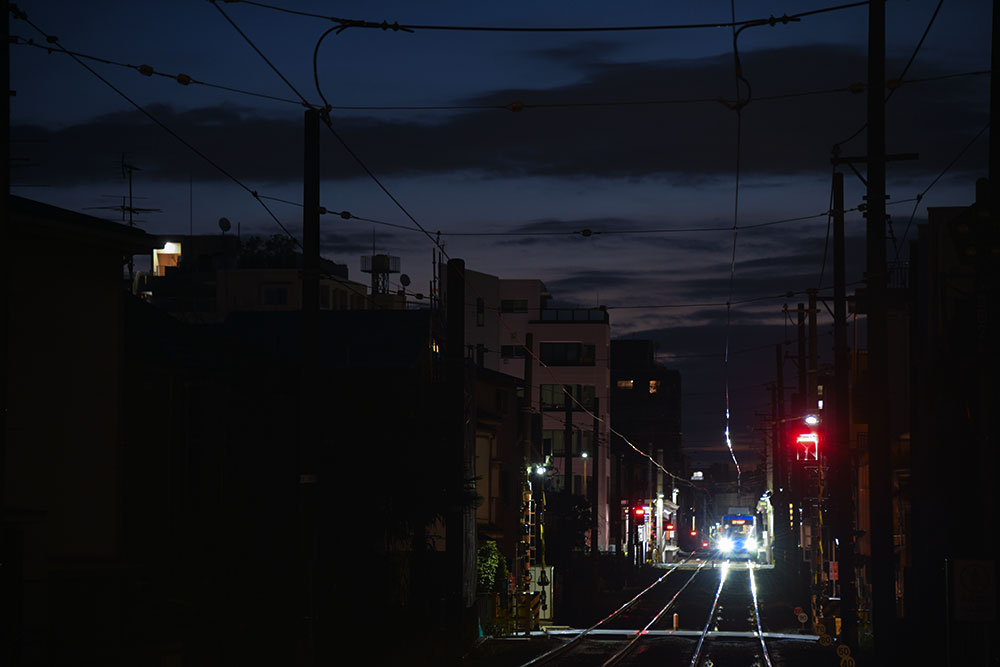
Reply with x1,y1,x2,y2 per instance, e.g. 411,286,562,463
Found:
445,271,612,553
137,234,371,321
609,340,683,561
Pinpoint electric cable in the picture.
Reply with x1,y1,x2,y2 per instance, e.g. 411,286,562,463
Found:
208,0,316,108
11,33,985,115
9,35,307,107
227,0,868,34
10,9,300,245
894,119,991,259
833,0,947,152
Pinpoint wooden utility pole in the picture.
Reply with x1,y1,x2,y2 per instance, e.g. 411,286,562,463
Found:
298,107,320,667
865,1,896,659
564,388,573,495
591,398,600,557
445,258,470,629
830,170,858,644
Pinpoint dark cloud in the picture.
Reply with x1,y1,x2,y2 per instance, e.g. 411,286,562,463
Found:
529,40,626,65
11,45,988,186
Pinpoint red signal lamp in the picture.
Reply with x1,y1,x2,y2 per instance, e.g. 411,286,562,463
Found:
689,530,698,537
665,523,675,531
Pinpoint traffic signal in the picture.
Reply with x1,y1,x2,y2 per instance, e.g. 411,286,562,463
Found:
633,506,646,524
689,530,698,537
665,522,675,531
795,430,819,460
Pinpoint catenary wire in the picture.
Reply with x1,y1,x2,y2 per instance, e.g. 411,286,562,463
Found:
833,0,947,151
10,35,986,115
895,120,991,259
9,10,301,245
227,0,869,33
8,35,308,106
10,9,383,312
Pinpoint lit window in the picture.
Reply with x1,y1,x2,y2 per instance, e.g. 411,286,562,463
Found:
617,380,634,389
649,380,660,394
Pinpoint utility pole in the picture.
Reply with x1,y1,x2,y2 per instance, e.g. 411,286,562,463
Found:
445,258,471,635
591,398,600,557
2,7,13,665
807,289,820,592
795,304,808,592
866,1,896,659
830,170,858,644
298,107,320,667
564,387,573,496
516,333,535,631
772,344,787,564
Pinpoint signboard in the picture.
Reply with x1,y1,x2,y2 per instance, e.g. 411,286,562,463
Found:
691,471,704,480
829,560,839,581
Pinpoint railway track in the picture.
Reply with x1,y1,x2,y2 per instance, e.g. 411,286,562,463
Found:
515,557,776,667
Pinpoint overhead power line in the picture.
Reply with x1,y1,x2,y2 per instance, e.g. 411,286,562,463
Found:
8,6,384,311
224,0,869,34
9,35,307,106
11,35,986,115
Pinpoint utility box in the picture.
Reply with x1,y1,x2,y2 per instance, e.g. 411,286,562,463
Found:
528,565,555,622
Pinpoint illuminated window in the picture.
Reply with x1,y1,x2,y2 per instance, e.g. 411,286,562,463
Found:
649,380,660,394
617,379,634,389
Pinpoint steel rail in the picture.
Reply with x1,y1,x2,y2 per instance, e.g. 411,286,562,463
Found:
601,560,709,667
517,555,700,667
747,562,775,667
688,560,730,667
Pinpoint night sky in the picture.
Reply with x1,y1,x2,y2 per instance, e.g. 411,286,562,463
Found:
9,0,993,468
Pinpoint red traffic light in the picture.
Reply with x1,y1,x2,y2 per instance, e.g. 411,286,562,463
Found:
689,530,698,537
702,541,709,548
633,507,646,523
665,523,675,531
795,430,819,459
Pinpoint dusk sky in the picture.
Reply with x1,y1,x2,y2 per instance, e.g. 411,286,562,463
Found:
9,0,993,469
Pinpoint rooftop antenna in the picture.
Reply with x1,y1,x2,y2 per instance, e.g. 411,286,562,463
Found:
85,154,161,283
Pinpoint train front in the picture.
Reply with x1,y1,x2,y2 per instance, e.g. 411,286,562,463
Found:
717,515,757,559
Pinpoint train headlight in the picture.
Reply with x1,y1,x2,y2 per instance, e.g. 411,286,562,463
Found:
719,537,734,553
745,537,758,551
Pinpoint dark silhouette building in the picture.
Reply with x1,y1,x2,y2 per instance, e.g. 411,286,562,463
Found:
609,340,683,561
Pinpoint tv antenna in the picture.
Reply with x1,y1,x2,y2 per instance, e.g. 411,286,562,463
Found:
86,155,162,227
85,154,162,282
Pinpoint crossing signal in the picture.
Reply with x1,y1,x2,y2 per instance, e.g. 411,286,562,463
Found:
633,506,646,524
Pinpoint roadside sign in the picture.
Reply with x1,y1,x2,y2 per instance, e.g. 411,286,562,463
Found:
814,623,826,635
793,606,803,615
837,645,851,658
819,634,833,646
797,612,809,624
840,657,856,667
829,560,839,581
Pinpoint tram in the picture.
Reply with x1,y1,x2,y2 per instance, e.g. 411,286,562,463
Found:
717,514,758,559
